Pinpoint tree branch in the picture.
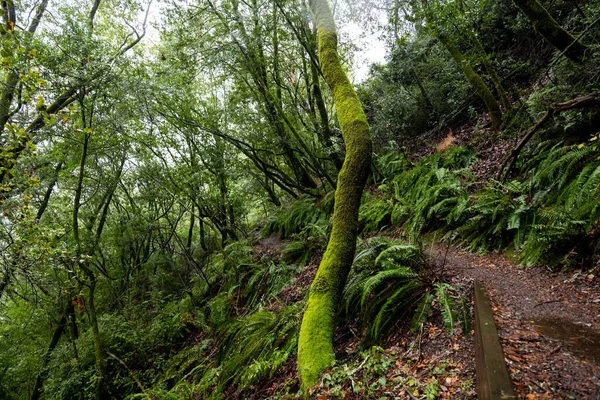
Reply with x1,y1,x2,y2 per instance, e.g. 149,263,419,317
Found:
499,90,600,181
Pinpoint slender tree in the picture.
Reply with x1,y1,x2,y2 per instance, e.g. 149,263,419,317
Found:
437,33,503,129
512,0,588,63
298,0,373,390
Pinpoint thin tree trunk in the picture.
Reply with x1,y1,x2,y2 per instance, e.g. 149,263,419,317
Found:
513,0,588,63
187,211,195,249
36,161,63,221
298,0,372,390
438,34,503,129
31,313,67,400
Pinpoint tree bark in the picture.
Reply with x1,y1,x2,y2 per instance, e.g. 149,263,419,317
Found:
437,34,503,129
31,313,67,400
0,0,17,133
298,0,372,390
513,0,588,63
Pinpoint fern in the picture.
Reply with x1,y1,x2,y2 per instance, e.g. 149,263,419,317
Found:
374,243,424,268
367,280,422,343
459,296,471,335
262,195,330,238
359,195,393,234
388,149,474,236
342,238,425,345
375,151,412,182
435,284,456,336
217,304,301,390
359,267,418,308
411,292,434,332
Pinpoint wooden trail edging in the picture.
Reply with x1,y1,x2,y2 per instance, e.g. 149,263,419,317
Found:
474,280,517,400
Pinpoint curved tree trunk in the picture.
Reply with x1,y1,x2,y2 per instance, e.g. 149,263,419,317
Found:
512,0,588,63
298,0,373,390
31,313,67,400
438,34,503,129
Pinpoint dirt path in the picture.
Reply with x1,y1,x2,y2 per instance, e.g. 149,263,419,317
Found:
430,244,600,399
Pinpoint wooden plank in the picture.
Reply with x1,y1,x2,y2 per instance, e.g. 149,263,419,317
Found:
474,279,516,400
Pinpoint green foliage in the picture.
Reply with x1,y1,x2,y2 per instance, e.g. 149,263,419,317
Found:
411,292,434,332
371,149,474,239
262,196,331,238
389,148,475,235
410,284,470,336
374,151,412,182
359,195,393,234
281,218,329,266
2,0,600,397
456,142,600,267
218,304,301,389
359,38,473,145
454,180,533,252
436,284,457,336
372,143,600,269
343,237,426,344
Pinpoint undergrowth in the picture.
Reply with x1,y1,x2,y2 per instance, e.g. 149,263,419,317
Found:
342,236,470,346
363,143,600,269
117,140,600,399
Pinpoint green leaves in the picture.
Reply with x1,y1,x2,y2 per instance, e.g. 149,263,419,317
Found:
411,292,434,332
343,238,425,345
410,284,470,337
436,284,456,336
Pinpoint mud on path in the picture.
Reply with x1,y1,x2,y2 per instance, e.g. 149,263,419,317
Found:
430,244,600,399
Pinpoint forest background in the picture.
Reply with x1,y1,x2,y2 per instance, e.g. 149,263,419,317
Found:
1,0,600,398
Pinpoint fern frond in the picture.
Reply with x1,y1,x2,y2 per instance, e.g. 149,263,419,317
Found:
360,267,417,308
374,244,423,268
435,284,456,336
411,292,434,332
368,281,423,343
459,296,471,335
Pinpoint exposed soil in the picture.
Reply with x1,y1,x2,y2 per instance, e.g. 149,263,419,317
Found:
245,235,600,399
430,243,600,399
254,235,289,260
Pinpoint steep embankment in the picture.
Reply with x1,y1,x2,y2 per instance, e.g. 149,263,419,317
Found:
246,237,600,399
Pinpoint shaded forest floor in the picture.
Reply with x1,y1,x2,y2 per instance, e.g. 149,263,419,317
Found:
241,234,600,399
430,243,600,399
235,117,600,399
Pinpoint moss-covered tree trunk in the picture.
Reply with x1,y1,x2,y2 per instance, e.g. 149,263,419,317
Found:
472,35,511,111
512,0,588,63
438,34,503,129
31,312,67,400
298,0,373,390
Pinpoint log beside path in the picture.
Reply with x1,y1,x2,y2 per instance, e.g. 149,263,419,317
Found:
474,279,517,400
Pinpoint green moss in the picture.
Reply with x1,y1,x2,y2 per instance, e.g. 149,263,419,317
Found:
298,0,373,391
513,0,588,62
438,34,503,129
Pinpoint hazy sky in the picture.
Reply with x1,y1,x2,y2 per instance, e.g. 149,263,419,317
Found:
142,1,387,83
342,21,387,82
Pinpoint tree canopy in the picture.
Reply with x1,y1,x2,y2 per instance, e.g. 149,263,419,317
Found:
1,0,600,398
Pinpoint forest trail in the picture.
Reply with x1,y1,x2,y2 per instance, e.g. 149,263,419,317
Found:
429,244,600,399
